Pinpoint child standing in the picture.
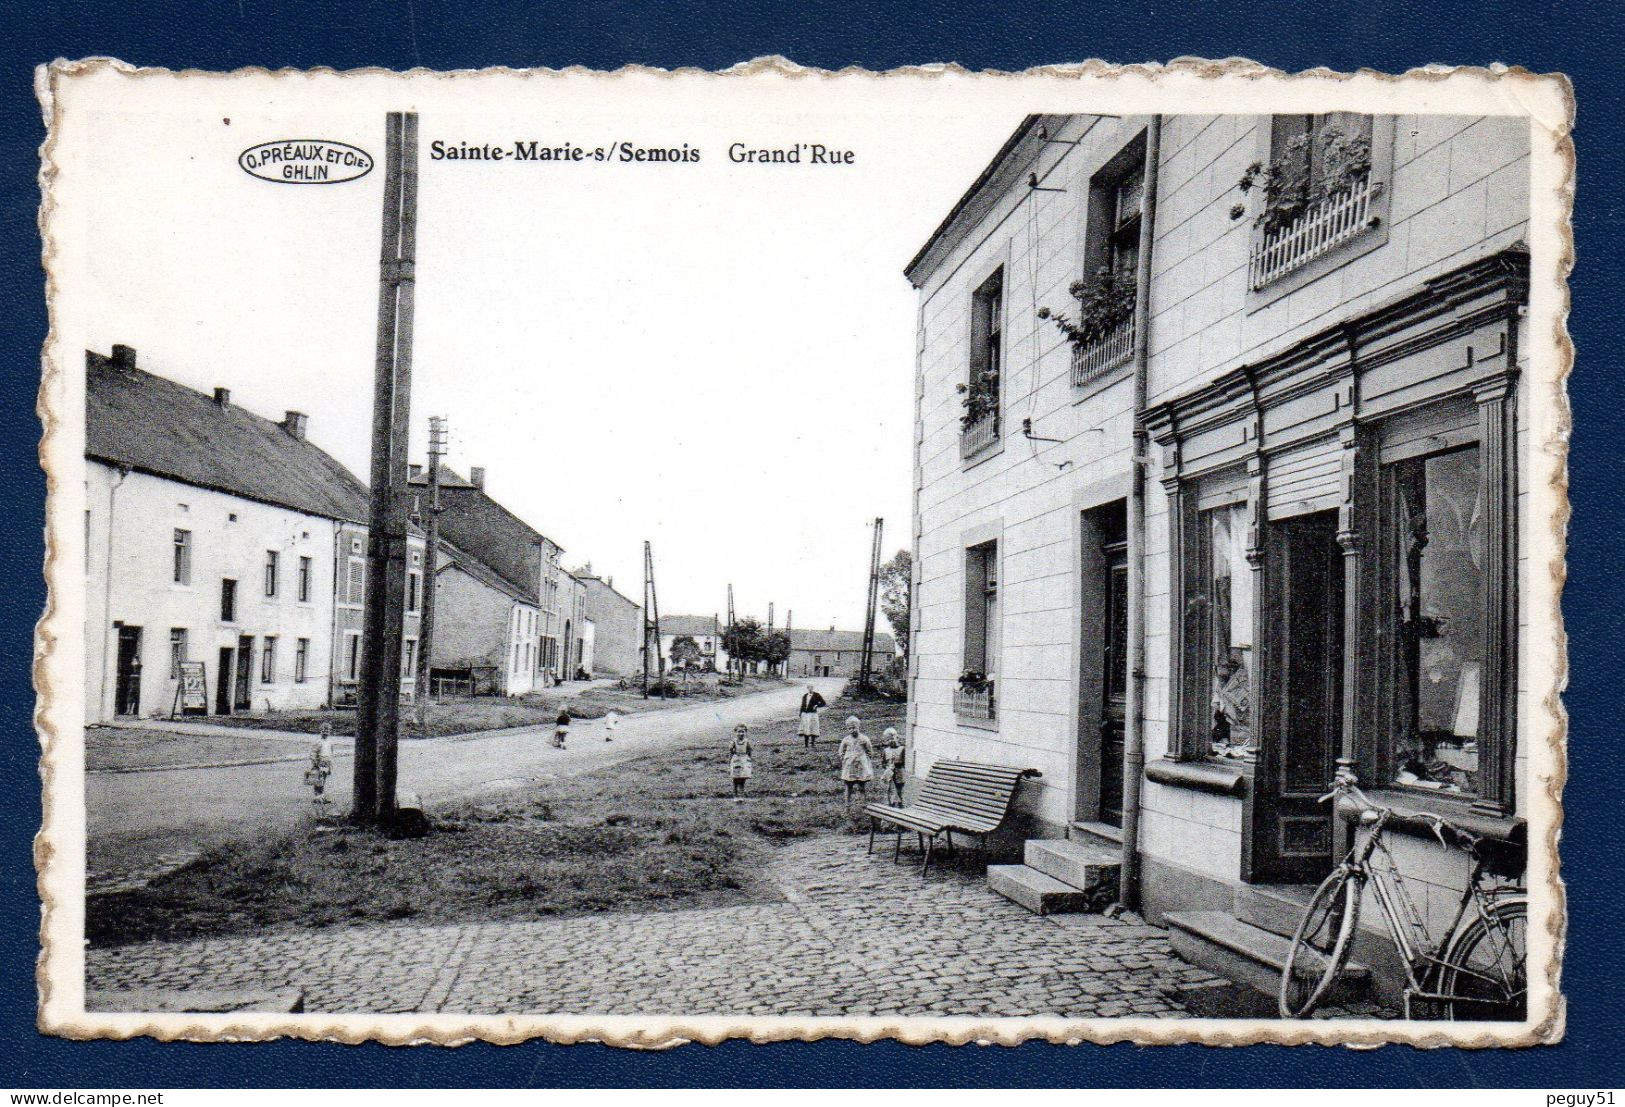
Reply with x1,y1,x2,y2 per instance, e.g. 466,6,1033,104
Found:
603,708,619,742
838,715,875,806
305,723,335,812
553,708,571,749
880,727,906,806
728,724,754,801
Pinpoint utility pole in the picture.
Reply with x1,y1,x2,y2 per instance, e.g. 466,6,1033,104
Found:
355,110,418,827
415,415,446,732
642,541,664,699
785,608,794,679
726,583,736,681
859,517,884,695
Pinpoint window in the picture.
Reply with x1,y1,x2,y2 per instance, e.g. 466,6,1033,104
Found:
297,556,312,602
407,570,422,614
264,550,279,597
346,557,365,605
169,628,188,678
1106,160,1144,279
220,578,237,623
959,540,999,720
1383,446,1485,797
1249,113,1382,289
1184,502,1255,760
172,529,192,585
512,642,521,673
260,636,277,683
960,269,1004,457
295,638,309,683
344,631,361,681
402,637,418,679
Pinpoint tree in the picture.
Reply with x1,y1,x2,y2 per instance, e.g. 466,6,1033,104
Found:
721,617,764,676
760,630,790,676
879,549,912,664
669,634,703,671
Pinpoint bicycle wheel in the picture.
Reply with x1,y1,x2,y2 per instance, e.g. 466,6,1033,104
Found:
1435,896,1527,1021
1279,866,1364,1018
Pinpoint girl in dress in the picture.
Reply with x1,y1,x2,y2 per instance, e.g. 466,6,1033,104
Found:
879,727,905,805
838,715,875,806
728,724,753,800
553,708,570,749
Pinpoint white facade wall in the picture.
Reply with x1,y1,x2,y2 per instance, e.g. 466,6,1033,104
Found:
910,113,1533,937
85,461,338,722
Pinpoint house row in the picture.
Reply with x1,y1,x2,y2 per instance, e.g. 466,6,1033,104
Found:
84,346,640,723
652,615,897,679
904,111,1534,1005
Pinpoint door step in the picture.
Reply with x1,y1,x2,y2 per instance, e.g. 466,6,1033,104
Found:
1233,883,1318,940
1068,820,1124,850
1165,910,1371,1008
988,839,1121,915
987,865,1100,915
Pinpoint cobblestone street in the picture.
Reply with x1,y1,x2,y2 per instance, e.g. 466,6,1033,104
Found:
87,833,1221,1018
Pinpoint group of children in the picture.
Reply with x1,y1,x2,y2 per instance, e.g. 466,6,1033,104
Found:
726,688,904,806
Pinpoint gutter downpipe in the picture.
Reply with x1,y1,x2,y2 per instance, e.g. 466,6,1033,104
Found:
99,466,129,722
1119,115,1161,914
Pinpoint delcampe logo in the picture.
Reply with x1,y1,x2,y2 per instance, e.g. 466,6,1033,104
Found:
238,139,374,184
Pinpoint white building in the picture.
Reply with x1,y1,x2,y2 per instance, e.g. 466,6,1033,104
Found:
85,346,370,722
906,113,1534,1006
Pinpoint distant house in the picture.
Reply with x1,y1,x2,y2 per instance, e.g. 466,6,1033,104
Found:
574,570,641,677
84,346,419,722
787,627,896,679
657,614,727,672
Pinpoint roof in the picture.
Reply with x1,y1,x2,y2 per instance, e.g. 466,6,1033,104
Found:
903,115,1042,288
435,538,533,605
789,628,896,654
659,615,722,638
86,350,371,523
408,467,551,604
575,574,639,610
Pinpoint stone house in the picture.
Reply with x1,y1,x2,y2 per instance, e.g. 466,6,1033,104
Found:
905,112,1533,1005
574,570,642,677
787,627,897,678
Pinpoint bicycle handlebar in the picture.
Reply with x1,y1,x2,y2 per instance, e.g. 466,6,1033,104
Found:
1319,774,1478,851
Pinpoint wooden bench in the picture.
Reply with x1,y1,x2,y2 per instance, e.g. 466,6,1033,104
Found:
865,760,1040,875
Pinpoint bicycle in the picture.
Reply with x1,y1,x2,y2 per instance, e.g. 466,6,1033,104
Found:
1279,771,1527,1021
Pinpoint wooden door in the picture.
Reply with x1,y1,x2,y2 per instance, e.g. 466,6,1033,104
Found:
114,625,142,716
1248,510,1344,884
1098,544,1129,827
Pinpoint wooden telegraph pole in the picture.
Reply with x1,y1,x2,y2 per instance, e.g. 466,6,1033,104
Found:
726,583,736,681
785,608,794,679
415,415,447,732
354,110,418,827
859,517,884,695
642,541,664,698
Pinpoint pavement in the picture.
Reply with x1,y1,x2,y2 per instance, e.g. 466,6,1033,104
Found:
86,678,845,888
86,832,1221,1019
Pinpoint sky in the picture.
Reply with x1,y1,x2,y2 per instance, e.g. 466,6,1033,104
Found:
61,72,1020,631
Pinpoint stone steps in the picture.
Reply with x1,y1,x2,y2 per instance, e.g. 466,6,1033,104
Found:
1164,910,1371,1008
987,838,1121,915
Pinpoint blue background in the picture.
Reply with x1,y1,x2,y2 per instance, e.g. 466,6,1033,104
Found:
3,0,1618,1089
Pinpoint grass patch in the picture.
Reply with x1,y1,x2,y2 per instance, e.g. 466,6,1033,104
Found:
88,698,892,948
86,729,308,772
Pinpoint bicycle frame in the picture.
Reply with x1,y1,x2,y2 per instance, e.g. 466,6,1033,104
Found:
1339,805,1525,1018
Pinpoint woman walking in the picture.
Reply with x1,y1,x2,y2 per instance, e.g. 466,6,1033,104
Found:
838,715,875,806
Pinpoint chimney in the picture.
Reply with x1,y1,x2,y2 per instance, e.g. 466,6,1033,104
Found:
281,411,308,440
110,344,137,372
469,466,486,490
213,387,231,408
409,463,424,479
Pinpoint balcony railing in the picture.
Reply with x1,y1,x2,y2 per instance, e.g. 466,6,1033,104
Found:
1071,318,1136,388
954,681,996,721
959,412,1000,459
1249,174,1378,289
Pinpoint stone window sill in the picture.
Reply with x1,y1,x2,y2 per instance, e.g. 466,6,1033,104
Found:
1144,758,1248,797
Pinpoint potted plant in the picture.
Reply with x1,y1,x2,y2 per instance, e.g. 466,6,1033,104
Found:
957,669,990,694
1229,123,1375,235
1037,265,1137,350
955,367,1000,431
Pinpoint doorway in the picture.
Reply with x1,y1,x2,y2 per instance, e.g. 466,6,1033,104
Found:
1077,501,1128,828
216,646,235,715
114,625,143,716
1247,509,1345,884
234,634,254,712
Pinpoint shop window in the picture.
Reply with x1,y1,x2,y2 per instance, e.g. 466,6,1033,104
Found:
1175,485,1254,760
1384,446,1485,796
